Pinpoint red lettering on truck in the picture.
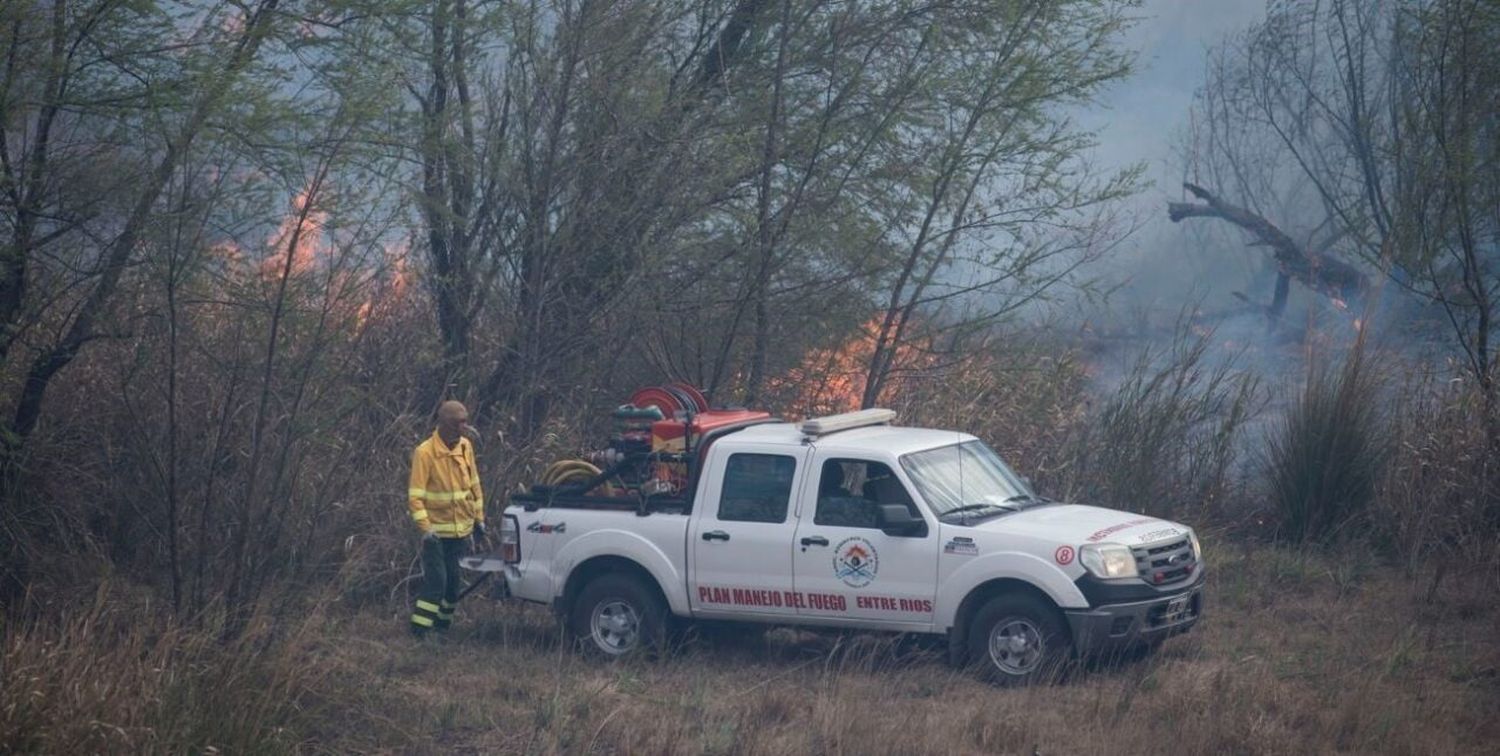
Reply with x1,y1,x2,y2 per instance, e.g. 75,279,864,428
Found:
698,586,938,614
1085,518,1157,542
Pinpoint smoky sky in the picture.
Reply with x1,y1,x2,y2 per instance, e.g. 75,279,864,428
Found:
1083,0,1267,182
1074,0,1272,315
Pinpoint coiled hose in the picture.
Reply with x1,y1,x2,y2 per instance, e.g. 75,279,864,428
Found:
539,460,601,487
538,459,621,497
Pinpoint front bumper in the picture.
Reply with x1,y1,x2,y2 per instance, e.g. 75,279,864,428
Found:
1064,577,1204,655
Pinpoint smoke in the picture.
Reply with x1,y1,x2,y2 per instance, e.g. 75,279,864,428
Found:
1055,0,1447,396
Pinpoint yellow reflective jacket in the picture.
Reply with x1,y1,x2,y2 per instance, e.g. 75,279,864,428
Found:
407,431,484,537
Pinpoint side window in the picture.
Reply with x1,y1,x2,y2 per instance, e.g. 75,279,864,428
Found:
814,459,917,529
718,454,796,524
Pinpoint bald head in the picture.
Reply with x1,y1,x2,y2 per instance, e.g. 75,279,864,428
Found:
437,401,471,446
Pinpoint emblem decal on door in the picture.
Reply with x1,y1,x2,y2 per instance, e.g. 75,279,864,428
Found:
526,521,566,534
944,536,977,556
832,536,879,588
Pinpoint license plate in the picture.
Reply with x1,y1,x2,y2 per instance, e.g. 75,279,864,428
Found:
1164,595,1190,622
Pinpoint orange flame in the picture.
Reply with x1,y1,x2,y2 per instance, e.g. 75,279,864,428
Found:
261,187,329,278
355,241,414,329
770,315,933,416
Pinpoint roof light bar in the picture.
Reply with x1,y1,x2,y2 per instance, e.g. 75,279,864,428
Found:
801,408,897,437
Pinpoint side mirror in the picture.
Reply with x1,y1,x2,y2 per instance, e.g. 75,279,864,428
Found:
878,504,926,537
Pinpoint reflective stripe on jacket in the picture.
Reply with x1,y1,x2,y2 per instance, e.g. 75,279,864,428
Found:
408,431,484,537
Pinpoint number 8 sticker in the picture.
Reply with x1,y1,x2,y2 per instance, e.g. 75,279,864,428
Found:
1054,545,1075,565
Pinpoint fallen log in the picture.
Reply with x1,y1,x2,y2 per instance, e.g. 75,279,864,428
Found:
1168,183,1368,307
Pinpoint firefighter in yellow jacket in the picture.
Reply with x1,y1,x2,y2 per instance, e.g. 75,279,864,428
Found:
407,400,485,635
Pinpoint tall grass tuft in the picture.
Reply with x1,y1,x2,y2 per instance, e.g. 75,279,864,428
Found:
1264,339,1387,543
1065,323,1263,522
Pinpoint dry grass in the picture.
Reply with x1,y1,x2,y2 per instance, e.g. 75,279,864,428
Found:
0,586,342,753
8,545,1494,754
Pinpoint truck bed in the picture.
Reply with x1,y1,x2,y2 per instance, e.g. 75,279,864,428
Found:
511,490,689,515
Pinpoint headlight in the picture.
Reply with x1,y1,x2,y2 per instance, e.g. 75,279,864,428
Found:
1080,543,1138,579
1187,529,1202,560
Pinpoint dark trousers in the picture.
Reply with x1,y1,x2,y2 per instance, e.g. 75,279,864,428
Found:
411,536,467,634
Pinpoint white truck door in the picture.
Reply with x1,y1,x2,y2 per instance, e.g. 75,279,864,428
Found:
791,455,937,626
687,444,807,619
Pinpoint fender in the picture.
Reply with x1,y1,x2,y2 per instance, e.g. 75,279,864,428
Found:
551,526,691,615
935,551,1089,630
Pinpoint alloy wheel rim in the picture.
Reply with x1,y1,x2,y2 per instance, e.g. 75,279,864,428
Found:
989,618,1044,675
591,600,641,654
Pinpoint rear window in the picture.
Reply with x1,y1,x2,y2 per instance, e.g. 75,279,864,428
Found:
718,453,796,524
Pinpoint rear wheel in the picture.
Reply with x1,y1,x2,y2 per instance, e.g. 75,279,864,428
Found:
570,574,666,659
967,594,1071,686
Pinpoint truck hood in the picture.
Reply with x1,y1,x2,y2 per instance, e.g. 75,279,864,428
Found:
967,504,1186,546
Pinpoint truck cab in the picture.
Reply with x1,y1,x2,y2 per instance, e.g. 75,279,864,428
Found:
491,408,1204,685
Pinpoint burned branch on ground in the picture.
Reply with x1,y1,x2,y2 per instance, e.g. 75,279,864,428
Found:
1167,182,1368,316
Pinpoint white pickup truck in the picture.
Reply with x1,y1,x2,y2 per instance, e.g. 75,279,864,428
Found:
489,409,1204,684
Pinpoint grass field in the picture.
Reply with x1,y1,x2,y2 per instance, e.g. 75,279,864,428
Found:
5,545,1498,754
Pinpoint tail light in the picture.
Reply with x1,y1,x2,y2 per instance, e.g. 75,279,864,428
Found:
501,514,521,563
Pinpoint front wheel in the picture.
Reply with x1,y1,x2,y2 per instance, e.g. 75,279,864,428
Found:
967,594,1071,686
569,574,666,659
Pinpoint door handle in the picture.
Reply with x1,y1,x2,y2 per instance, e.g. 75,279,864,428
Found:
701,530,730,542
800,536,829,547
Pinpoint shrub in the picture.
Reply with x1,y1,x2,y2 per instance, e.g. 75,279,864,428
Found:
1263,340,1387,543
1374,364,1499,591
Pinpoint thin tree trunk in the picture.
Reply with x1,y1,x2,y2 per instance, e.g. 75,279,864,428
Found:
419,0,471,400
164,187,185,614
0,0,65,367
224,155,333,630
743,0,792,406
1268,272,1291,332
194,327,247,618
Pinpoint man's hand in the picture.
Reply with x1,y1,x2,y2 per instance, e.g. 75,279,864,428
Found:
422,530,439,544
471,521,487,546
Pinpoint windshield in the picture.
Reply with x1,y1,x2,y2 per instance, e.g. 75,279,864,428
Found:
899,440,1032,516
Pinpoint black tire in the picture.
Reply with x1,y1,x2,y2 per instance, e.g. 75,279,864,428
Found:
966,594,1071,686
569,574,667,660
